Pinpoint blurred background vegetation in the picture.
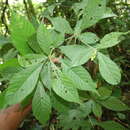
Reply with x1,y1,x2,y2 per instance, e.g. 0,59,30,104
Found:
0,0,130,129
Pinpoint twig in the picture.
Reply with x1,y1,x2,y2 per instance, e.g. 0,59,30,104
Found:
1,0,9,35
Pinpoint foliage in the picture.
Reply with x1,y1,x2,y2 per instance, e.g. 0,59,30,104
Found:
0,0,130,129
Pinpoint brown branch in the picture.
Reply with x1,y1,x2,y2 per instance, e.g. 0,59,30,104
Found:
1,0,9,35
23,0,31,20
27,0,36,18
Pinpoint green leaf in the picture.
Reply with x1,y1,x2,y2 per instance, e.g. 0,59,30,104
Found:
0,93,3,109
0,92,7,109
58,109,92,130
112,87,122,97
96,32,125,49
43,4,56,16
92,101,102,118
80,100,92,117
40,62,52,90
32,82,51,125
0,67,22,81
72,0,87,15
0,58,19,71
62,60,97,93
97,52,121,85
78,32,99,45
51,92,70,113
18,54,46,67
28,34,43,53
60,45,96,67
97,121,127,130
58,109,90,130
37,24,51,55
21,91,34,108
102,8,117,19
51,17,73,34
10,14,35,54
5,64,42,105
0,35,10,47
37,24,64,55
3,48,18,61
117,113,126,120
52,74,80,103
100,96,129,111
74,20,82,35
98,87,112,100
81,0,106,30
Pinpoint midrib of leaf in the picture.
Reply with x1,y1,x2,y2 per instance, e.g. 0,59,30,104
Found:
66,68,96,92
68,46,96,67
61,60,97,92
98,52,121,84
6,64,43,105
99,55,111,76
33,96,50,117
32,82,51,124
11,14,35,54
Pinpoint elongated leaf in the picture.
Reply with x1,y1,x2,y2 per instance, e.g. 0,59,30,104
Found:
32,82,51,125
72,0,87,14
97,121,127,130
18,54,46,67
81,0,106,30
10,14,35,54
51,17,73,34
80,100,92,117
28,34,43,53
98,52,121,85
37,24,64,55
0,92,7,109
21,91,34,108
0,58,19,71
0,93,3,109
96,32,125,49
0,36,10,47
37,24,51,54
3,48,18,61
74,20,82,35
60,45,96,67
58,109,92,130
52,75,80,103
102,8,117,19
40,62,52,90
73,1,115,19
0,67,22,81
92,101,102,118
78,32,99,45
62,60,97,93
5,64,42,105
51,92,70,113
98,87,112,100
43,4,56,16
117,113,126,120
100,96,129,111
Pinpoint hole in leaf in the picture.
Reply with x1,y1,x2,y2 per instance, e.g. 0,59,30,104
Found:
73,117,76,120
65,90,67,93
79,9,82,12
90,17,93,20
98,4,102,7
